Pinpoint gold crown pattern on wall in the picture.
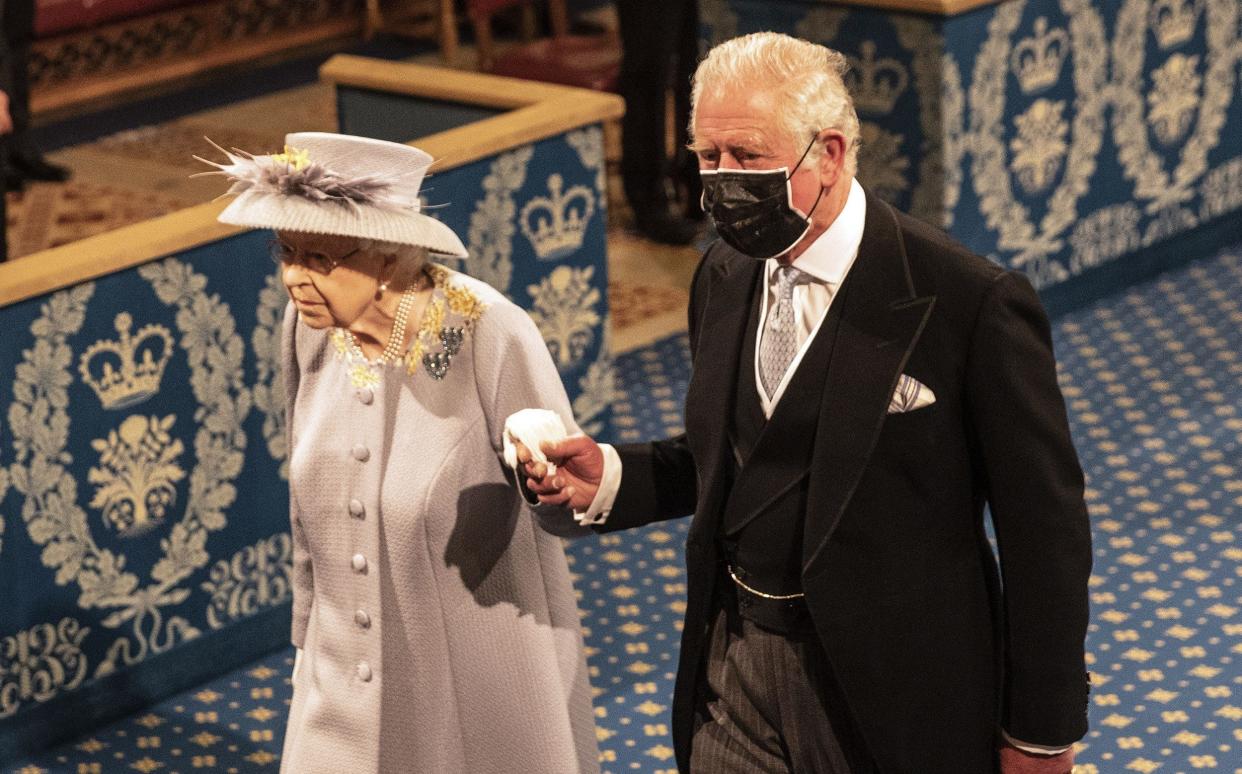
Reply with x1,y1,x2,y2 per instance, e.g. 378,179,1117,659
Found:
520,174,596,261
846,41,909,115
78,314,175,410
699,0,1242,290
1150,0,1203,49
1011,16,1069,93
2,257,254,720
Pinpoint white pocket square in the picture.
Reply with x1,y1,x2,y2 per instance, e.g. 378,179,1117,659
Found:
888,374,935,414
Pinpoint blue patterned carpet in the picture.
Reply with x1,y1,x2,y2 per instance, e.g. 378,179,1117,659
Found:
6,247,1241,773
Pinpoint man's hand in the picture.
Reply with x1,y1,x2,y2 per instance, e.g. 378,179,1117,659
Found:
999,743,1074,774
516,435,604,511
0,90,11,135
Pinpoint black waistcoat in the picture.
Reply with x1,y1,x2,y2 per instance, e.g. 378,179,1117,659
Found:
720,273,846,600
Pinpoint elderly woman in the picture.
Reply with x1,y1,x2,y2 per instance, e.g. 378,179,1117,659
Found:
202,132,598,773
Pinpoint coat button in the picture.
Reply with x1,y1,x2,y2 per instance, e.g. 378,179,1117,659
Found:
352,554,368,573
357,662,372,682
356,387,373,405
355,609,371,629
352,444,370,462
348,499,365,519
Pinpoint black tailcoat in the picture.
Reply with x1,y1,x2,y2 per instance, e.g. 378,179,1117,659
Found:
601,192,1092,773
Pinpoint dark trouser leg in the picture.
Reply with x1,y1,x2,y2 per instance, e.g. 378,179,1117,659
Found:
671,0,702,217
616,0,672,213
690,602,858,774
615,0,698,213
690,605,788,773
5,0,37,158
4,0,69,183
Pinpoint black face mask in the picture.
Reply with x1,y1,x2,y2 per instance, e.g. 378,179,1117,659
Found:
700,138,823,260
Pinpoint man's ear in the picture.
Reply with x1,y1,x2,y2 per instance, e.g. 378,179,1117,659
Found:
815,129,849,189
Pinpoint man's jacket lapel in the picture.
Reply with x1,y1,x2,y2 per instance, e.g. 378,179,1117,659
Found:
802,195,936,575
684,247,762,546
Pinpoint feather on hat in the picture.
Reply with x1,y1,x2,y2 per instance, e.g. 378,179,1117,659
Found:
198,132,468,258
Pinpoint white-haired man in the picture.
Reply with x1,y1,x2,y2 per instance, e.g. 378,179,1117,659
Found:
518,32,1091,774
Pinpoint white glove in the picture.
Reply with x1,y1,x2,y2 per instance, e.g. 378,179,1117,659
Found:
292,647,303,684
503,409,568,477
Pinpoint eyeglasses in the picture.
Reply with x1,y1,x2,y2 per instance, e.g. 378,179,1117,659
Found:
269,241,360,275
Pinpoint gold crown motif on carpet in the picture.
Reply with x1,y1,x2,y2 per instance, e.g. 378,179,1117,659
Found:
79,312,175,409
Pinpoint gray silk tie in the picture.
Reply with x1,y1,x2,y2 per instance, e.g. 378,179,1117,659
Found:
760,265,805,400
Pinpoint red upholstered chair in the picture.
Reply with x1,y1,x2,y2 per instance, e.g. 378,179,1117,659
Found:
466,0,620,92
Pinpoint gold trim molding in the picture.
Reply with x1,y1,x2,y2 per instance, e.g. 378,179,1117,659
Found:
0,59,623,309
319,56,625,170
0,203,239,308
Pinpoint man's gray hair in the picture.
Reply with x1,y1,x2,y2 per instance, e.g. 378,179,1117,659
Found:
690,32,860,174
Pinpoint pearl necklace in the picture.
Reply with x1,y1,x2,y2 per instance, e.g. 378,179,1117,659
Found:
343,270,429,367
377,286,417,364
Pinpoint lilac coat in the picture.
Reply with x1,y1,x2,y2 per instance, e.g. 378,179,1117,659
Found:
278,269,598,773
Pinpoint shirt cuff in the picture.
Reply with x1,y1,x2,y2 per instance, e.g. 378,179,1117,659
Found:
1002,730,1072,755
574,443,621,525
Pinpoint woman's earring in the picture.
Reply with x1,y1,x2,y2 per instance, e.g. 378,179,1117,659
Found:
376,280,388,301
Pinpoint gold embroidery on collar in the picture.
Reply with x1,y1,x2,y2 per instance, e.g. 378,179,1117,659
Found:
330,264,489,387
406,295,444,376
349,363,381,389
445,282,487,322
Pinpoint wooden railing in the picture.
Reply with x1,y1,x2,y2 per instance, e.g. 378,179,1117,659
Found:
1,58,623,309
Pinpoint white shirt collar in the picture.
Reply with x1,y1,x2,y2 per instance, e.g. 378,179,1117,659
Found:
773,177,866,285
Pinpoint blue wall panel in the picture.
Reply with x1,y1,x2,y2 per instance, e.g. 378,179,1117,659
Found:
0,230,296,759
701,0,1242,305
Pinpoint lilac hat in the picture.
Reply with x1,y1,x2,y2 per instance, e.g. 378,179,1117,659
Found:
199,131,468,258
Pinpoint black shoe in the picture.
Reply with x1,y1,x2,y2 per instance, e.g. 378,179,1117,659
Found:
11,155,71,183
633,209,700,246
